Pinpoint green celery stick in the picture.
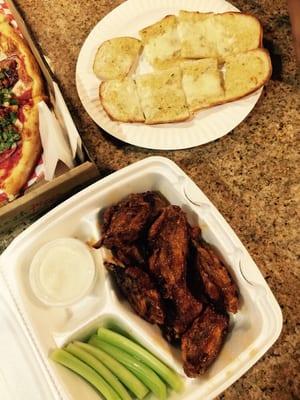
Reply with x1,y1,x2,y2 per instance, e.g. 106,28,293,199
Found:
90,336,167,400
50,349,120,400
66,343,131,400
97,328,183,392
76,341,148,400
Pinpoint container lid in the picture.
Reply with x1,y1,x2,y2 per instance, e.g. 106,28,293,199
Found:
0,277,56,400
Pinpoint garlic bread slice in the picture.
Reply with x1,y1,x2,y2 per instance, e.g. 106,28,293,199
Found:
135,68,190,124
223,49,272,101
94,37,142,80
100,78,145,122
181,59,224,113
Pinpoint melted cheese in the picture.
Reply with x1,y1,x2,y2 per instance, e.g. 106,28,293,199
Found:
181,59,224,112
140,15,181,69
143,28,181,67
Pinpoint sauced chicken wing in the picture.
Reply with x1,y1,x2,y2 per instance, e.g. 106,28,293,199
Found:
113,243,145,266
101,193,151,248
190,228,239,313
99,192,169,265
162,287,203,342
182,306,229,377
148,206,203,341
148,205,189,295
106,263,165,325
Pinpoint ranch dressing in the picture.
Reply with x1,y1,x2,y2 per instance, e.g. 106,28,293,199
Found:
30,238,96,306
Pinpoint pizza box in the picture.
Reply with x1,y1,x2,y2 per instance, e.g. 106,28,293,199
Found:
0,157,282,399
0,0,99,231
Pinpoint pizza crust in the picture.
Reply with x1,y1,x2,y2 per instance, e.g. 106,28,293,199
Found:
1,98,42,196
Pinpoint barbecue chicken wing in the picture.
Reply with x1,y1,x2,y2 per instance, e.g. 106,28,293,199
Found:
190,228,239,313
148,205,189,295
148,206,203,340
182,306,229,377
100,192,169,265
162,287,203,342
106,263,165,325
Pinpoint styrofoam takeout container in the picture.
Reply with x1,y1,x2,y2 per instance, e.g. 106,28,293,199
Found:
0,157,282,400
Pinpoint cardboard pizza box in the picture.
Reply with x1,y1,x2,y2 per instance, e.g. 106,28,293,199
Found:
0,1,99,232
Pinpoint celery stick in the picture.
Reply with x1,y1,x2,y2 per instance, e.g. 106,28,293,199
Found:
90,336,167,400
76,341,148,400
66,343,131,400
97,328,183,392
50,349,120,400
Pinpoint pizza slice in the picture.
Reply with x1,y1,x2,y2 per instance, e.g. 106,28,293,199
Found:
0,15,45,204
0,14,44,98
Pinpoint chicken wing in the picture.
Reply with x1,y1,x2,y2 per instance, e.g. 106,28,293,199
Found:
148,206,203,340
148,205,189,295
106,263,165,325
182,306,229,377
190,228,239,313
101,193,151,248
99,192,169,265
162,287,203,342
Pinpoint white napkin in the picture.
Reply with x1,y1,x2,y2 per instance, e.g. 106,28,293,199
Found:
53,82,84,161
38,101,74,181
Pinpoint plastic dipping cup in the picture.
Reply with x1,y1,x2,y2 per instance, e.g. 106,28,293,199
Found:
29,238,96,307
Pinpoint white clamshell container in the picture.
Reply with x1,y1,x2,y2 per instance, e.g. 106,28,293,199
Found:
0,157,282,400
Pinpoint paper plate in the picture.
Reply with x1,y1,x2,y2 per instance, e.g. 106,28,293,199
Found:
76,0,263,150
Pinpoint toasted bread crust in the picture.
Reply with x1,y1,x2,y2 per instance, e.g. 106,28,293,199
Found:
144,113,190,125
139,15,177,42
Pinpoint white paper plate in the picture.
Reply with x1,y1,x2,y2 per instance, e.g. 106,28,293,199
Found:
76,0,263,150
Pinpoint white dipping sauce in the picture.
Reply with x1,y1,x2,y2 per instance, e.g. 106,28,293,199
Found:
30,238,96,306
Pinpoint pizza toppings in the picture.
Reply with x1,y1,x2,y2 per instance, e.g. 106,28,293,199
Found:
0,58,18,89
0,108,20,153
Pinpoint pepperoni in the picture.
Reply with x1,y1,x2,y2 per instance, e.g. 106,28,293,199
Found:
18,106,25,123
17,88,32,101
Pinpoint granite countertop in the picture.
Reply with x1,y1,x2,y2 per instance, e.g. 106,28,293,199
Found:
1,0,299,398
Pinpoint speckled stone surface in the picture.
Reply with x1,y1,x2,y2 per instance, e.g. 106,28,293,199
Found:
1,0,299,398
